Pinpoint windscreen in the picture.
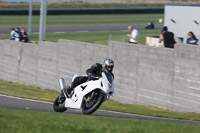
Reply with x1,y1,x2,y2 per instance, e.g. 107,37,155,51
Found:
104,72,114,84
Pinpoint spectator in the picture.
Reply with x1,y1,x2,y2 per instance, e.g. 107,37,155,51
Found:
159,26,176,48
9,27,15,40
14,27,21,42
185,31,198,45
20,28,28,43
127,26,139,44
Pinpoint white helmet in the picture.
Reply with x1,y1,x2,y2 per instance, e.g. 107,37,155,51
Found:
103,58,114,73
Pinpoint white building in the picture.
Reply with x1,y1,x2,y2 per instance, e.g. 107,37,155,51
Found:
164,4,200,43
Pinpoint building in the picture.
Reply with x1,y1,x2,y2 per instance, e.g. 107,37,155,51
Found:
164,3,200,43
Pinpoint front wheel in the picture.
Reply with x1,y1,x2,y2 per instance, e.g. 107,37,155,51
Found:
82,90,104,115
53,94,67,112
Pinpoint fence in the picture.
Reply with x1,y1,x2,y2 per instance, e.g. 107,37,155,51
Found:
0,39,200,113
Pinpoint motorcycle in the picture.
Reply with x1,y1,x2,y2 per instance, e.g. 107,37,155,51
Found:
53,71,114,115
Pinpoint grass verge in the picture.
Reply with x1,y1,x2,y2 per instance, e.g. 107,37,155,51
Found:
0,80,59,102
0,14,163,27
0,30,161,45
1,107,200,133
0,80,200,121
0,107,200,133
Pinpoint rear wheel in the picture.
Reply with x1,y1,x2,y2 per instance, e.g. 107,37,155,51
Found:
53,94,67,112
82,90,104,115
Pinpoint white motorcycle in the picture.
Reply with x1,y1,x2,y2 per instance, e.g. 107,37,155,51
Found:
53,71,114,115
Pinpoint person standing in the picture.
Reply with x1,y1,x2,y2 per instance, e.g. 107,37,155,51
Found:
185,31,198,45
127,26,139,44
159,26,176,48
20,28,28,43
14,27,21,42
9,27,15,40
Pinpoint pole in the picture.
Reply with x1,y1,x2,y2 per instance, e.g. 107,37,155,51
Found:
109,34,112,41
39,0,47,41
122,35,125,42
28,0,32,42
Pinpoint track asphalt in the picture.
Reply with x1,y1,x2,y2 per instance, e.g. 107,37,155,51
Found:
0,24,162,34
0,94,200,125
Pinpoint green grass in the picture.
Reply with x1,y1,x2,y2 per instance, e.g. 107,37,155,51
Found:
0,3,165,9
0,108,200,133
0,80,59,102
101,100,200,121
0,14,163,27
1,80,200,122
0,30,161,45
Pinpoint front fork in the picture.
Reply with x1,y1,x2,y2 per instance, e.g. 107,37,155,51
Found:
85,90,104,103
58,93,66,102
85,91,95,102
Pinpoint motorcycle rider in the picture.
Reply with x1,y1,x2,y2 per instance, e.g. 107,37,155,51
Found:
63,58,114,97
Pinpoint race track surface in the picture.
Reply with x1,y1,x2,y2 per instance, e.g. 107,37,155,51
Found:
0,24,162,34
0,94,199,125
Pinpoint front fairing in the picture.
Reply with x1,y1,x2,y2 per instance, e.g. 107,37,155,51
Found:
101,72,114,97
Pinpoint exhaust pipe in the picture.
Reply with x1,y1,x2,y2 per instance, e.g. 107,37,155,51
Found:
59,78,66,90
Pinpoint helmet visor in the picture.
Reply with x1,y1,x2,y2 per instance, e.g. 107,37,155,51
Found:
106,66,113,72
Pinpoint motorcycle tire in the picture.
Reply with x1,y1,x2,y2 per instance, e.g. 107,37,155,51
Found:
53,96,67,112
82,92,104,115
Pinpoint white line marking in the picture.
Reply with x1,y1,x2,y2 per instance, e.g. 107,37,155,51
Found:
98,109,170,120
0,94,53,105
54,32,66,33
98,109,167,119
